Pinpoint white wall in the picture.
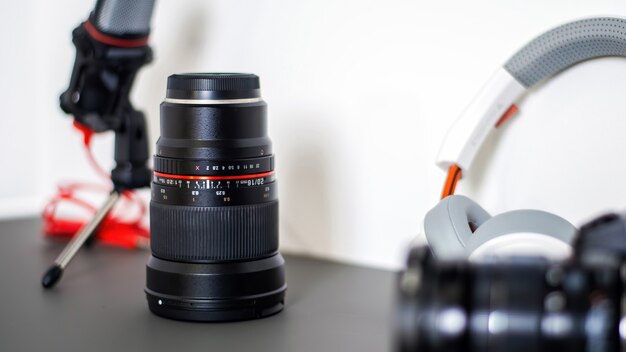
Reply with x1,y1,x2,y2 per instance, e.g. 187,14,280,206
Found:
3,0,626,269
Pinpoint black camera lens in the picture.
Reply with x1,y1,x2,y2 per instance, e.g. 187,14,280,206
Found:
145,73,286,322
395,247,622,352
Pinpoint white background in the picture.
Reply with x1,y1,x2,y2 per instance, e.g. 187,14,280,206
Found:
3,0,626,269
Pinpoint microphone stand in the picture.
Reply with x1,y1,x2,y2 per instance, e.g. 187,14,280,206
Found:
42,109,151,288
41,9,153,288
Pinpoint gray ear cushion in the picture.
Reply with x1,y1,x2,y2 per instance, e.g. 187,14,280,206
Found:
464,210,577,256
424,195,491,260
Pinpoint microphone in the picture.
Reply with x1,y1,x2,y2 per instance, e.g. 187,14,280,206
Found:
91,0,155,38
42,0,156,289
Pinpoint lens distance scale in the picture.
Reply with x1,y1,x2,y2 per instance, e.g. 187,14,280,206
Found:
152,171,277,207
153,155,273,176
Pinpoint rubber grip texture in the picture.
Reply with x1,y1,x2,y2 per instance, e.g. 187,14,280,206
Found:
150,201,279,262
504,17,626,88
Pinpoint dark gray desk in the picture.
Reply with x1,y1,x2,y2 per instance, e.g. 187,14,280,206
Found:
0,218,395,351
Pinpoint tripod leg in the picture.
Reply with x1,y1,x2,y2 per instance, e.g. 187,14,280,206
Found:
42,191,121,288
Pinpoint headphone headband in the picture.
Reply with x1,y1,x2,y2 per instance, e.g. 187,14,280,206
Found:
505,17,626,88
436,17,626,197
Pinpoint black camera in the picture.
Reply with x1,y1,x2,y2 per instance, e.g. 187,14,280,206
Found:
145,73,286,322
396,213,626,352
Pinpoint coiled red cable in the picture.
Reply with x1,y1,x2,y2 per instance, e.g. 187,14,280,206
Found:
42,121,149,250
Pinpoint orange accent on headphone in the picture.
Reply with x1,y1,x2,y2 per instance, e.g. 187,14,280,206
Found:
495,104,519,128
441,164,462,199
440,105,518,199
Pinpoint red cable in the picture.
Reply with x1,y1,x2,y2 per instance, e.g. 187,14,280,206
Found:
42,121,149,250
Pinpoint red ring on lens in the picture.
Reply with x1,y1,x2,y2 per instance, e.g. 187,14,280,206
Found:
153,171,273,181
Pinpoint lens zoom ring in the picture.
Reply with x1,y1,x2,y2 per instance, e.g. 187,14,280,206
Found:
150,201,279,262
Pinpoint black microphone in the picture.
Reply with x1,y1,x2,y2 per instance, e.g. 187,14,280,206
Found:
60,0,156,132
42,0,156,289
91,0,155,38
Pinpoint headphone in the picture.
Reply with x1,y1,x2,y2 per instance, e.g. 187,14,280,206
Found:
424,17,626,261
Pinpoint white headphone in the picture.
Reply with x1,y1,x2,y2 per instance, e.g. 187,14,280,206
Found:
424,17,626,261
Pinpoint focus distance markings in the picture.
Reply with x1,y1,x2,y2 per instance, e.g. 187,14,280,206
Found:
151,171,277,207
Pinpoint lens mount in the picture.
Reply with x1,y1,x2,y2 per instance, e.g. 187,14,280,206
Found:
146,254,286,322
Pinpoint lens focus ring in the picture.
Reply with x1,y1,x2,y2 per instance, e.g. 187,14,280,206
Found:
150,200,279,262
153,155,274,176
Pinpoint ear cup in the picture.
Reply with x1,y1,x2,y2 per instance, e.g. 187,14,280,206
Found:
464,209,577,258
424,195,491,260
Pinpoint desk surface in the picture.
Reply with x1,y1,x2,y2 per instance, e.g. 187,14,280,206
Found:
0,218,395,352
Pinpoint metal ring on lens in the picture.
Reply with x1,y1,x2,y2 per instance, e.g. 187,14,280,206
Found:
163,97,263,105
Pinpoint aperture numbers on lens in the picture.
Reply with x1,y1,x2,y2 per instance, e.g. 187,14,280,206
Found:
152,173,274,190
151,175,277,207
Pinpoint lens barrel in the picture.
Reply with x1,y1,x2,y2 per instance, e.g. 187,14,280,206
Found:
145,73,286,322
395,247,622,352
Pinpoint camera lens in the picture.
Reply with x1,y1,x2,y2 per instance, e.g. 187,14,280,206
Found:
145,73,286,321
395,247,622,352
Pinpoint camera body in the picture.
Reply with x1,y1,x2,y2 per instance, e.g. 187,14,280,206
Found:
396,213,626,352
